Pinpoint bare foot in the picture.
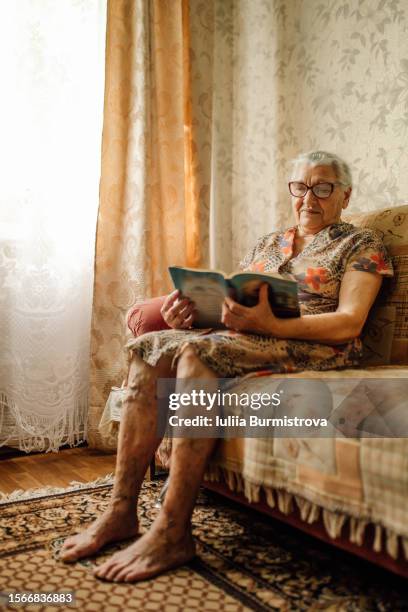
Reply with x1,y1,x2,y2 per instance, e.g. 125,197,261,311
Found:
93,514,196,582
59,499,139,563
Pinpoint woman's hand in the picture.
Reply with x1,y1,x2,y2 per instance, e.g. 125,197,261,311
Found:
161,289,196,329
221,284,279,335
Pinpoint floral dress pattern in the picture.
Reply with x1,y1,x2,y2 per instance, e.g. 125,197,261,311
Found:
126,222,393,377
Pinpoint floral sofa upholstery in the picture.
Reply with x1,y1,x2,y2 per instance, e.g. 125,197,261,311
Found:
103,204,408,576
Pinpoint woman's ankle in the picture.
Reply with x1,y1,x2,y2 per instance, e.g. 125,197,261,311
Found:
109,492,138,513
155,506,192,538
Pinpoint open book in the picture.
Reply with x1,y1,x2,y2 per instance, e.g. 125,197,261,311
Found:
169,266,300,328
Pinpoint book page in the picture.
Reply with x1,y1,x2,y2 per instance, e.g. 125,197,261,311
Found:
180,276,227,327
169,268,230,327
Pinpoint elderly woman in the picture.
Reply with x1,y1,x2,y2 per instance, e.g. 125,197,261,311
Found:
60,151,393,581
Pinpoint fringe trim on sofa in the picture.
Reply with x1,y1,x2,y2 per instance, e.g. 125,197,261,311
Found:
205,465,408,561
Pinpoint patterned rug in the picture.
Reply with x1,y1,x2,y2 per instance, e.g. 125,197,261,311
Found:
1,478,407,611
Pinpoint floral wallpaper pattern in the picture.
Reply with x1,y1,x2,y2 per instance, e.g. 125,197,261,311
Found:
211,0,408,269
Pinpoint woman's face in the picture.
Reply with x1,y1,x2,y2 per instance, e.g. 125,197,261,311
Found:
290,163,352,234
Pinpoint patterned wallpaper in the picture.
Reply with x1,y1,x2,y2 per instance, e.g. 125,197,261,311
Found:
211,0,408,270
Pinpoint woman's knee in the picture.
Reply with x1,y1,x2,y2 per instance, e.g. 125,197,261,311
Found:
126,352,173,392
177,345,210,378
125,353,156,400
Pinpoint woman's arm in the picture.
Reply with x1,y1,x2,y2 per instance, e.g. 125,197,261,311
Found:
222,271,382,344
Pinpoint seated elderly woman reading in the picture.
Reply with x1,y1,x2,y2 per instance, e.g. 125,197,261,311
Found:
60,151,393,582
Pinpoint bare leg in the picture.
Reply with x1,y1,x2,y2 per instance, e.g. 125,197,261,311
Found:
60,352,173,562
94,346,218,582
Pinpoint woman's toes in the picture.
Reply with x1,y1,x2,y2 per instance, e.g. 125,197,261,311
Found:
105,565,125,581
60,538,78,553
94,559,119,579
60,549,75,561
115,566,138,582
106,563,130,582
59,546,73,558
61,538,98,561
60,543,81,561
93,563,109,577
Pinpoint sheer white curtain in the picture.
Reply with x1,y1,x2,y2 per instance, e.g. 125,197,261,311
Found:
0,0,106,451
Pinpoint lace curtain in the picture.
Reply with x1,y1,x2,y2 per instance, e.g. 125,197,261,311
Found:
0,0,107,451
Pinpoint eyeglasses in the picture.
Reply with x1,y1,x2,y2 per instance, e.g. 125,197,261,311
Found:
288,181,344,199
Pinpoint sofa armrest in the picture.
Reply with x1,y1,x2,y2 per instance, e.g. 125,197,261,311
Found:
127,295,170,337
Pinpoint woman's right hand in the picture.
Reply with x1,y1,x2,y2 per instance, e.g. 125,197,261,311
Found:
160,290,196,329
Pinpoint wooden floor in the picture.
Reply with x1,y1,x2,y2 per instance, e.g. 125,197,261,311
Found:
0,448,117,495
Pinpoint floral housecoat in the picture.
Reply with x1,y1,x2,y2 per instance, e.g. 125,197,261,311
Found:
127,222,393,377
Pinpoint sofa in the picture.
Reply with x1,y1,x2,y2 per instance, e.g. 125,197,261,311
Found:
102,204,408,578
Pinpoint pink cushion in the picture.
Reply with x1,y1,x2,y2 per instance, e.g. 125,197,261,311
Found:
127,296,170,337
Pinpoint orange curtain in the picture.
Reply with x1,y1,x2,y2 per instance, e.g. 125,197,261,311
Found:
88,0,213,447
182,0,201,267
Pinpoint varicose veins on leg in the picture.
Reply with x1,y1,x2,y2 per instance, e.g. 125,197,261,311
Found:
59,352,172,563
93,346,219,583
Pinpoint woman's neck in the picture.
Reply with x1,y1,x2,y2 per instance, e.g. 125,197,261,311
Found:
296,220,340,237
296,225,320,238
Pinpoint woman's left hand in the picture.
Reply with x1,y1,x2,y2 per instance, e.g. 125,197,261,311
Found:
221,284,279,335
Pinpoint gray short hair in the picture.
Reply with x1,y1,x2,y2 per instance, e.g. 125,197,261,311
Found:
290,151,352,187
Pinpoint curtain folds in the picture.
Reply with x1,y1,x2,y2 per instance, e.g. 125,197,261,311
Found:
88,0,213,446
0,1,106,452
